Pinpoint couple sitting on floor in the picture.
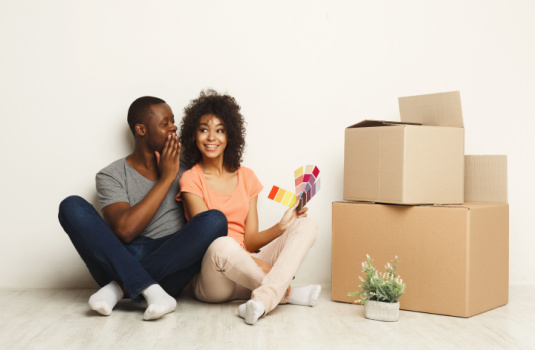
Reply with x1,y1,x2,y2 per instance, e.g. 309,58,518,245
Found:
58,90,320,325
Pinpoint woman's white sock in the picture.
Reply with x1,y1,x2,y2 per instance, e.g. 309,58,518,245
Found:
141,284,177,321
238,303,246,318
244,300,265,325
88,281,124,316
288,285,321,306
238,285,321,319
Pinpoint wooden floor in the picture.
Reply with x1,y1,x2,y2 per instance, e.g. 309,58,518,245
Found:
1,285,533,349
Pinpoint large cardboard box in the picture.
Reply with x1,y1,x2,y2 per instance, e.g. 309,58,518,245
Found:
331,201,509,317
344,91,465,205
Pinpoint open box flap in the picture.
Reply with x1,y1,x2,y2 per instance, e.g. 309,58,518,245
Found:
347,120,421,128
333,201,507,211
398,91,464,128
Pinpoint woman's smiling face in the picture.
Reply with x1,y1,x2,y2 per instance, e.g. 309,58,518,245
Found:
196,114,227,161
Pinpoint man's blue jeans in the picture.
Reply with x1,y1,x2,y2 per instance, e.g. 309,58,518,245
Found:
58,195,227,301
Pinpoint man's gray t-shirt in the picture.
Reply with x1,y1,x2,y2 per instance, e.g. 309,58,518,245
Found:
96,158,190,239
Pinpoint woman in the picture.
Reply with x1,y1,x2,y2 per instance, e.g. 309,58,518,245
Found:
176,89,320,325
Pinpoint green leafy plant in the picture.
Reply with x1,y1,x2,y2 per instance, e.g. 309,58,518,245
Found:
348,254,406,304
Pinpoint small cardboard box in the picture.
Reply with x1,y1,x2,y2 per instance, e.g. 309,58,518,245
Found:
465,155,508,203
331,201,509,317
344,91,465,205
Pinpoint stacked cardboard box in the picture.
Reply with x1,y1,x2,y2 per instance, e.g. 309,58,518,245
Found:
332,91,509,317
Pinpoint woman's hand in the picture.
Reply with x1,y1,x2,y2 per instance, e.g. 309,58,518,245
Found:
278,201,308,232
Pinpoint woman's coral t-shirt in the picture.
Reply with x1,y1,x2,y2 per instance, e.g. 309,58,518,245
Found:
177,164,263,251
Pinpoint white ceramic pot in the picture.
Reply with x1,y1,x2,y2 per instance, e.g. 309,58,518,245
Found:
364,300,400,322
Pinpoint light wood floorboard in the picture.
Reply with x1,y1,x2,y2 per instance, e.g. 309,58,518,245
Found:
0,285,534,349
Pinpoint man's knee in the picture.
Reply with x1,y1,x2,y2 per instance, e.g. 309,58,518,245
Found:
198,209,228,239
58,195,94,235
58,195,89,221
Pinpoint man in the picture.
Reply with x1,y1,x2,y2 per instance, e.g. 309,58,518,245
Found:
58,96,227,320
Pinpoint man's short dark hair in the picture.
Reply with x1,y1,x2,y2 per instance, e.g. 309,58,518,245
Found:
127,96,166,135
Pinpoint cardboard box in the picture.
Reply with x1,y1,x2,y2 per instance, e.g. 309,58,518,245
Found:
344,91,465,205
331,201,509,317
465,155,508,203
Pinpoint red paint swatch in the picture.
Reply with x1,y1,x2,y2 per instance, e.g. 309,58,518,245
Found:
268,186,279,200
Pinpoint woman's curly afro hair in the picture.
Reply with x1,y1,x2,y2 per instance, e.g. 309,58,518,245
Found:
180,89,246,172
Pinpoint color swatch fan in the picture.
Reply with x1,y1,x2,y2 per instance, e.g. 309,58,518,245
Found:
268,165,321,210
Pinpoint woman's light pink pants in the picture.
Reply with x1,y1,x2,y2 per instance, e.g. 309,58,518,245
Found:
193,218,318,314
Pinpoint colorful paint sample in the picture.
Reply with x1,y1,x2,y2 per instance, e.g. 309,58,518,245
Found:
297,177,321,210
268,186,280,200
312,166,320,178
274,189,286,202
295,174,304,187
294,167,304,179
282,191,294,205
300,165,312,183
297,193,306,211
305,166,320,188
270,165,321,210
288,194,297,207
295,183,305,196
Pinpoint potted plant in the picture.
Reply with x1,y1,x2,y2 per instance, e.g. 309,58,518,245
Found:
348,255,406,322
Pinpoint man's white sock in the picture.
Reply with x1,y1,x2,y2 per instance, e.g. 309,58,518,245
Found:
288,285,321,306
88,281,124,316
141,284,177,321
244,300,265,325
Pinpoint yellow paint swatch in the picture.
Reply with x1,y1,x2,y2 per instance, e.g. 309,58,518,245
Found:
294,166,304,179
274,189,286,202
282,191,293,205
288,194,297,207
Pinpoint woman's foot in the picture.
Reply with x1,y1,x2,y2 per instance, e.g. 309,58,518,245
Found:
288,285,321,306
88,281,124,316
238,303,247,318
244,300,265,325
238,285,321,320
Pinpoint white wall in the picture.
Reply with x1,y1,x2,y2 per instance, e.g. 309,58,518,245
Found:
1,0,534,289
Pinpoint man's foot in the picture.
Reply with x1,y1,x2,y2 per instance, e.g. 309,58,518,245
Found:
88,281,124,316
244,300,265,325
141,284,177,321
288,285,321,306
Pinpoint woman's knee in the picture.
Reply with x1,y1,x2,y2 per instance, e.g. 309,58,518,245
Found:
204,237,246,273
206,236,239,258
293,218,318,244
